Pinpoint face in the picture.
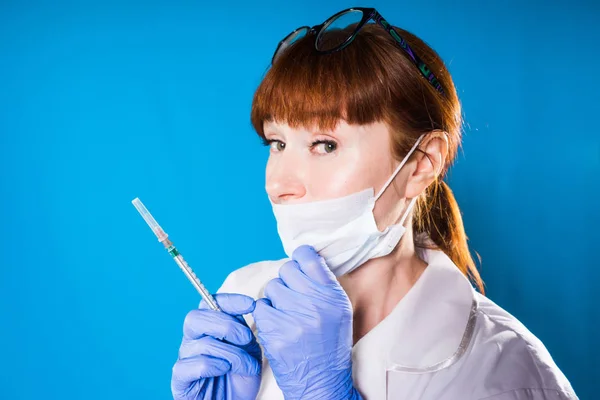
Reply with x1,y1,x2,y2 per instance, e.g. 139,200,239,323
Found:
263,120,417,230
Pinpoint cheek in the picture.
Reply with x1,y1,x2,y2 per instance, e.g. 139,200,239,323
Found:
308,166,355,199
307,154,386,200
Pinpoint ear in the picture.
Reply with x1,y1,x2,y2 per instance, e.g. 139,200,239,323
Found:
405,131,448,198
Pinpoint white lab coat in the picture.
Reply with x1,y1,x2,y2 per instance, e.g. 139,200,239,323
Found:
217,248,578,400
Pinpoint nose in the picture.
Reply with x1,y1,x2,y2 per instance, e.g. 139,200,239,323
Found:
265,157,307,203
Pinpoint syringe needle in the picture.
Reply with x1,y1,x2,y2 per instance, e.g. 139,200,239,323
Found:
132,198,221,312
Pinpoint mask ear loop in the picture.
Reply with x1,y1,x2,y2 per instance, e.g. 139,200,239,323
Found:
375,134,426,202
398,196,418,226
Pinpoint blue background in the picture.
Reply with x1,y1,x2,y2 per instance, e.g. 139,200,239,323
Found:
0,0,598,398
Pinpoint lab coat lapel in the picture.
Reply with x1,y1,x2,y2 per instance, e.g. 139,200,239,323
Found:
351,249,477,399
386,249,476,371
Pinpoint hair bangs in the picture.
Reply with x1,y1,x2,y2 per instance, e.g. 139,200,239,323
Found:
251,29,396,136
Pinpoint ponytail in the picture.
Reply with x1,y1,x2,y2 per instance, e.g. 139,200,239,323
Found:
414,179,485,294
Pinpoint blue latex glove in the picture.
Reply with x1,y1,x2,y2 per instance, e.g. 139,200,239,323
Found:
171,293,262,400
252,245,362,400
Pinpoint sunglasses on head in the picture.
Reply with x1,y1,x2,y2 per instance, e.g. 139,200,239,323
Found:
272,7,444,95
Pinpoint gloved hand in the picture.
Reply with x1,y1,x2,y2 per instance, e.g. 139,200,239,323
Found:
252,245,362,400
171,293,262,400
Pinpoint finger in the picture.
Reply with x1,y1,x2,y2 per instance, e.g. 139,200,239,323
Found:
179,335,254,362
263,277,300,310
252,298,302,348
252,297,286,335
292,245,337,285
199,293,256,315
254,297,272,311
172,354,230,390
179,337,209,360
194,336,261,376
183,309,253,345
278,259,317,294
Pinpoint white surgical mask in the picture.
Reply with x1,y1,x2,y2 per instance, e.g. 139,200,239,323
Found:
271,135,424,276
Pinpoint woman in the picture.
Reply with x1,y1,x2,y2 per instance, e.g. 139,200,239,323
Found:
171,8,577,400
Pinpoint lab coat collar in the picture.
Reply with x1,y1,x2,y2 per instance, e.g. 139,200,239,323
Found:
354,247,478,372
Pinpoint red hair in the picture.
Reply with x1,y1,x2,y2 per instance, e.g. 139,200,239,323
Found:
251,24,484,293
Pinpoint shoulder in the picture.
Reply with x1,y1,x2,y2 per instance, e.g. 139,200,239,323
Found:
467,293,578,399
217,258,288,300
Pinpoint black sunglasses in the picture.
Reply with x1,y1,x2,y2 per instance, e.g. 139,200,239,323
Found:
272,7,444,95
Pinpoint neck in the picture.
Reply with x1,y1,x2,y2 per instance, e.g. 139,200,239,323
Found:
338,227,427,345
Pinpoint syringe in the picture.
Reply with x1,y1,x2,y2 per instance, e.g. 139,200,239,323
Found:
131,197,221,312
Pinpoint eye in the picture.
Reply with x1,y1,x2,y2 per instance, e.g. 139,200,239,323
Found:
262,138,286,152
311,140,337,154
